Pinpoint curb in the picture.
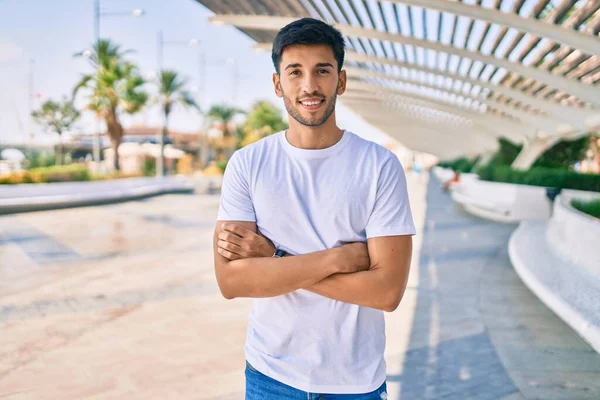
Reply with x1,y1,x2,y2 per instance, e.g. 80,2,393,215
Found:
508,223,600,355
0,184,194,215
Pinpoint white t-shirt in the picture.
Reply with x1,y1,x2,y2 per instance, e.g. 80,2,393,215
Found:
217,130,416,393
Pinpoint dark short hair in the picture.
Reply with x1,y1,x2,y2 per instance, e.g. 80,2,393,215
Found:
272,18,346,75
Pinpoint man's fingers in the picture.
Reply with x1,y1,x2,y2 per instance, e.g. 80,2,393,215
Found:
218,239,243,254
222,223,251,238
217,246,241,260
218,231,243,246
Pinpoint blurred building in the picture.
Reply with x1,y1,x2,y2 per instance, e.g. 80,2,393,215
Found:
67,125,204,156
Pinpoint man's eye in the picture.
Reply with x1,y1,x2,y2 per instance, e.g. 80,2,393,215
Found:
318,69,330,74
290,70,300,76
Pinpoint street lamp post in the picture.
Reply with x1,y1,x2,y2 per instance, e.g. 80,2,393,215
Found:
90,0,144,170
28,58,35,143
229,58,238,106
155,31,200,177
202,58,242,106
156,31,200,73
207,18,253,107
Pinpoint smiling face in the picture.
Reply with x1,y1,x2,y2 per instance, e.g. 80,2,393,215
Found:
273,44,346,128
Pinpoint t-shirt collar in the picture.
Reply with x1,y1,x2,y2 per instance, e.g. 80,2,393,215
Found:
280,129,351,160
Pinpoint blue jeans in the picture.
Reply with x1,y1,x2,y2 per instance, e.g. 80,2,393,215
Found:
245,361,388,399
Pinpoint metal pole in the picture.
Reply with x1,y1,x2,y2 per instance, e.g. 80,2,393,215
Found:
28,58,34,142
232,58,238,106
198,50,205,109
157,30,163,73
94,0,100,44
93,0,101,169
202,53,207,109
156,30,164,177
198,50,206,168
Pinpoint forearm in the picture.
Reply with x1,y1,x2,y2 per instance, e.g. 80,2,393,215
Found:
305,268,408,312
217,248,341,299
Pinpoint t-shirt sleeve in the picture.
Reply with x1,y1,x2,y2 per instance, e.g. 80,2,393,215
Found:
217,151,256,222
365,155,416,238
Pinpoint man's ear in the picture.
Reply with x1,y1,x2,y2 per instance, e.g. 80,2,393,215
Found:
273,73,283,97
337,70,347,95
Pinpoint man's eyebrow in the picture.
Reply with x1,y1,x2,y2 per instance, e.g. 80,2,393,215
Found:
284,62,335,70
284,63,302,70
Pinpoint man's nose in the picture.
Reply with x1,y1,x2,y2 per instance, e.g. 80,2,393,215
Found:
301,74,319,94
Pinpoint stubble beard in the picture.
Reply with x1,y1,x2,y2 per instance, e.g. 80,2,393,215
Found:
282,89,337,127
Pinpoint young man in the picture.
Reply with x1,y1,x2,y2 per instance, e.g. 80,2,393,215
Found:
213,18,415,399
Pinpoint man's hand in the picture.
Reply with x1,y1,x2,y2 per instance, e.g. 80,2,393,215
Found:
218,222,370,272
217,222,276,260
306,236,412,312
334,243,371,274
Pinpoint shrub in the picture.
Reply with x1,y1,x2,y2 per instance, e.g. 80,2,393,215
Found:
31,165,90,182
91,172,142,181
476,165,600,192
25,150,56,169
0,171,43,184
216,160,228,173
437,156,480,173
571,199,600,219
177,154,194,175
0,165,90,184
142,158,156,177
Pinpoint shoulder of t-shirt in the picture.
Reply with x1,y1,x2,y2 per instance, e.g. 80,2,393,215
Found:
230,130,283,163
345,131,400,167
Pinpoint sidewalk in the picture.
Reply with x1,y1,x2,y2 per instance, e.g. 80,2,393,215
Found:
387,177,600,399
0,177,196,214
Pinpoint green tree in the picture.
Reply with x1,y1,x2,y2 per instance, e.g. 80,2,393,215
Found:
207,104,245,137
73,39,148,171
240,101,288,148
244,101,287,133
207,104,246,161
534,136,589,169
482,135,594,172
156,70,199,176
487,137,522,167
31,97,80,165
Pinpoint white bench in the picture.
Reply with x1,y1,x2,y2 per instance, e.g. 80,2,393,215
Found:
509,192,600,354
450,178,551,223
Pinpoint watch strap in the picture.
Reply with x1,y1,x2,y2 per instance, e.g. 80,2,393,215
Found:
273,248,288,258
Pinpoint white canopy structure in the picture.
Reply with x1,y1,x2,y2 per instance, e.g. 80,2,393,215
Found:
194,0,600,165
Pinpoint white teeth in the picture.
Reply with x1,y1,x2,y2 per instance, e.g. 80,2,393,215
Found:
301,100,321,106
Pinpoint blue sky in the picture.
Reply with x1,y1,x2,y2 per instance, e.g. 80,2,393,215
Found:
0,0,389,146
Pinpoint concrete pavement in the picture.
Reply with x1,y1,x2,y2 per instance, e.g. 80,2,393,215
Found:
0,172,599,399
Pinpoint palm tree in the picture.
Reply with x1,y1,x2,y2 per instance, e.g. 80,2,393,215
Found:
73,39,148,171
207,104,245,137
31,97,80,165
207,104,245,161
156,70,199,176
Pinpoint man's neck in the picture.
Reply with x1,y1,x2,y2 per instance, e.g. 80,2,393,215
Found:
286,116,344,150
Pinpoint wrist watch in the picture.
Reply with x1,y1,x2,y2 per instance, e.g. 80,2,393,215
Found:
272,248,288,258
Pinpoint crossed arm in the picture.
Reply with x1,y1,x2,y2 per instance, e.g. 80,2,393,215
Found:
213,221,412,312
